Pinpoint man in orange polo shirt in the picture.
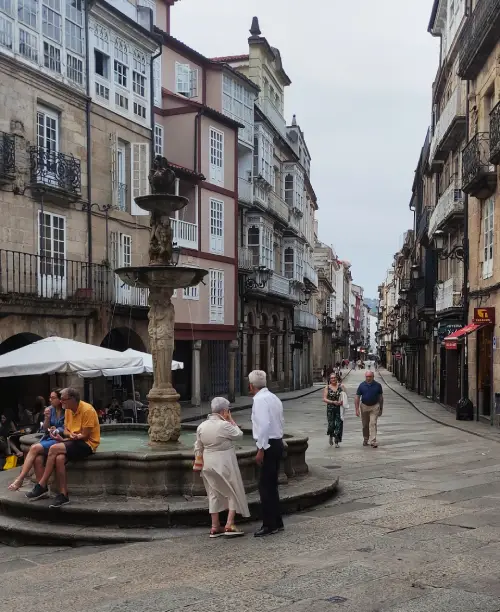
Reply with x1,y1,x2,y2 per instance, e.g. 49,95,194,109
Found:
26,387,100,508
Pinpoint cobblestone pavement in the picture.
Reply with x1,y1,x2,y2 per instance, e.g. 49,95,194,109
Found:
3,370,500,612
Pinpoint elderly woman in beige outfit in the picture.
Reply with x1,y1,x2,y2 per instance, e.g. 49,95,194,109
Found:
195,397,250,538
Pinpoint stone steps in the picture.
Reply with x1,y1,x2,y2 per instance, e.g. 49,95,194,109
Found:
0,468,339,545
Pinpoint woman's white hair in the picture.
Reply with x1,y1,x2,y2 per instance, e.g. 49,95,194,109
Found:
211,397,230,414
248,370,267,389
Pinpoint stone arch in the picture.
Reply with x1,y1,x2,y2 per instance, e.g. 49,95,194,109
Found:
0,332,43,356
100,327,147,352
0,332,46,418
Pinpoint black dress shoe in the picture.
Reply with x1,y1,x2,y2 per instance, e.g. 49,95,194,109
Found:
254,526,278,537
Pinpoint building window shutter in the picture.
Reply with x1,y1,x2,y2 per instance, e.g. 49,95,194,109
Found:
209,269,224,323
153,54,161,106
131,142,149,215
110,132,118,209
190,68,198,98
209,127,224,186
209,198,224,254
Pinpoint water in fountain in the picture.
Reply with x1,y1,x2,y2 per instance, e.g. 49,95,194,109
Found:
115,157,208,446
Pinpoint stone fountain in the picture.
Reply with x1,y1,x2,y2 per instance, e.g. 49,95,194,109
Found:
115,157,208,445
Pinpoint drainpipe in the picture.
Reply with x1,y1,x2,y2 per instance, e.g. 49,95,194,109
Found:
150,42,163,163
463,76,470,404
85,3,92,285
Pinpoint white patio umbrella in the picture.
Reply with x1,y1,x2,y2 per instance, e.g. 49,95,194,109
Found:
0,336,144,378
77,348,183,377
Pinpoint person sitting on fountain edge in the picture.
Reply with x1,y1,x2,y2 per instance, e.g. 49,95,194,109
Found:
26,388,101,508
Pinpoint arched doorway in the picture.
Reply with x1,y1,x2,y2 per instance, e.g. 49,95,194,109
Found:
0,333,45,419
260,314,268,373
270,315,279,382
100,327,146,352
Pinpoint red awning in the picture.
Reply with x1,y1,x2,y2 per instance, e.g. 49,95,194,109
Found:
444,323,484,342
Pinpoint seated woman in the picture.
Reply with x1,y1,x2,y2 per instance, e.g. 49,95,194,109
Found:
8,389,65,491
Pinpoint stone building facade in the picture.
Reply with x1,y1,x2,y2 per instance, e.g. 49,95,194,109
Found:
0,0,158,408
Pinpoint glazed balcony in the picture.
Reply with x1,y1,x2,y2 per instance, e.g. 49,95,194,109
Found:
435,277,463,313
29,146,81,204
268,190,289,224
458,0,500,80
462,133,497,198
268,272,294,300
429,85,466,167
489,101,500,164
304,262,318,287
238,176,253,205
259,97,286,138
428,180,464,239
0,132,16,184
417,286,435,319
294,309,319,331
416,209,430,243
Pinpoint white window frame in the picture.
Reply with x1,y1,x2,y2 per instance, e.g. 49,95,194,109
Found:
131,142,149,215
38,210,67,298
254,124,274,186
209,269,224,324
183,285,199,300
154,124,163,157
483,197,494,279
209,198,224,255
209,126,224,186
175,61,198,98
222,73,254,145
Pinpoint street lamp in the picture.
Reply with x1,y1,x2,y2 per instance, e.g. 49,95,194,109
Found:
432,230,464,261
245,266,272,290
171,243,181,266
411,264,420,280
298,288,312,305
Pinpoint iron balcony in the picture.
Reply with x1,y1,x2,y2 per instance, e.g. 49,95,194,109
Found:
462,132,497,198
458,0,500,80
30,146,82,202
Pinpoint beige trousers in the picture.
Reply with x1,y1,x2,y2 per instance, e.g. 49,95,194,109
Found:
361,403,381,444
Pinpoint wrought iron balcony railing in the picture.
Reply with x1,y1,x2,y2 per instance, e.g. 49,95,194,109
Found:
0,250,109,302
462,132,497,197
29,146,81,196
490,101,500,164
0,132,15,181
458,0,500,80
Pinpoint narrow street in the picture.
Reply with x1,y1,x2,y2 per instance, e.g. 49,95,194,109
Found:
2,370,500,611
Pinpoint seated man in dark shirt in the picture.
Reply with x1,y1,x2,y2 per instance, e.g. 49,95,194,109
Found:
355,371,384,448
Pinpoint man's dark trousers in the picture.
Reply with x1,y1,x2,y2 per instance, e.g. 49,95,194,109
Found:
259,438,284,530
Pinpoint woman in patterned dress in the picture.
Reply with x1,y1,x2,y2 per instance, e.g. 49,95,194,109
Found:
323,373,345,448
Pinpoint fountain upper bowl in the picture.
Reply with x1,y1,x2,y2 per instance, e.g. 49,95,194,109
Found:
134,194,188,216
115,265,208,289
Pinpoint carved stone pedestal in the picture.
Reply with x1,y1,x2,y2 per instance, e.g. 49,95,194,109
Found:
147,386,181,444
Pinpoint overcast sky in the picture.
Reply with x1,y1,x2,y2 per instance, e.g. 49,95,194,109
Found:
172,0,438,298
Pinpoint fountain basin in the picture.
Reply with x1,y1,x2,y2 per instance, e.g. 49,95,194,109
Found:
134,193,188,215
115,265,207,290
20,424,309,497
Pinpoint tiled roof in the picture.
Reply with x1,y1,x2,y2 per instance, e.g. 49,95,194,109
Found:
210,54,249,63
167,161,205,181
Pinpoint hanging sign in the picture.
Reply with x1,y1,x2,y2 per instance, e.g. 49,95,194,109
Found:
473,307,495,325
445,341,458,350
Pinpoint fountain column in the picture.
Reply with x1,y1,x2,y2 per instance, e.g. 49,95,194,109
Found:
147,285,181,443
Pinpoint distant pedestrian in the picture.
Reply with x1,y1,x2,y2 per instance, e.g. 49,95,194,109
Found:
249,370,284,537
323,372,345,447
355,371,384,448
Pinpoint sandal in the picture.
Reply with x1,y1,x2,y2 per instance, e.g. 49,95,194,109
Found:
224,525,244,537
8,478,23,491
209,527,225,538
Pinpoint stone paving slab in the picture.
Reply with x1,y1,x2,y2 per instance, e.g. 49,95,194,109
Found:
4,369,500,611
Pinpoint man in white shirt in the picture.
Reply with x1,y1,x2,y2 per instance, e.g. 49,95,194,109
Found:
249,370,284,537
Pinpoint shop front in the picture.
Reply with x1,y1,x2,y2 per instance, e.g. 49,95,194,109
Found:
437,321,463,409
444,308,495,420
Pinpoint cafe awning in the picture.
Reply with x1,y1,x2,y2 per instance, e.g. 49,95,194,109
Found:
443,323,485,342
